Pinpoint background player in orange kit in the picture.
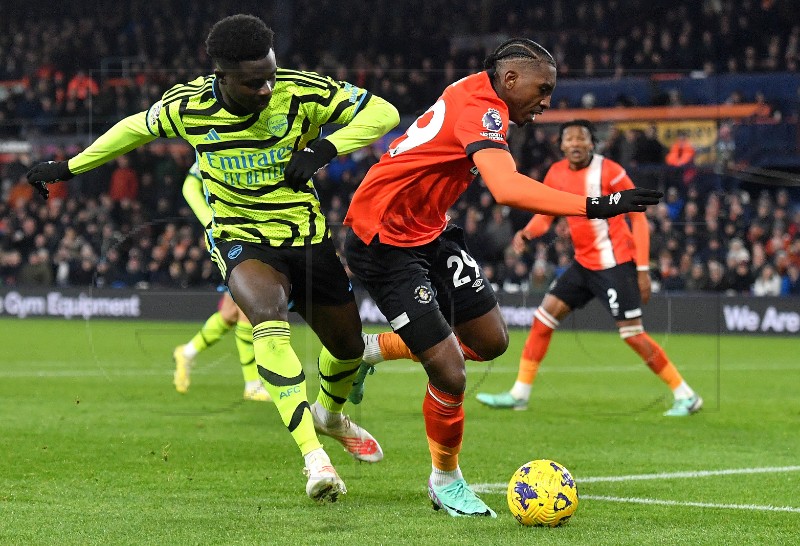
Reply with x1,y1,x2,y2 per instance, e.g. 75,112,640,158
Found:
476,119,702,417
343,40,662,518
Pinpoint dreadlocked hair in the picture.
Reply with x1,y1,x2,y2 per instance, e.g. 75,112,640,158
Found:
206,14,274,64
483,38,556,70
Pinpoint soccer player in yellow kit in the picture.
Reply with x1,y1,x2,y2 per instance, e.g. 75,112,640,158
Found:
27,14,399,502
174,161,271,402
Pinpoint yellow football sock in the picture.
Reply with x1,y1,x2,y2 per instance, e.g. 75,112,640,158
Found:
253,321,321,456
234,321,259,383
316,346,361,413
190,312,232,352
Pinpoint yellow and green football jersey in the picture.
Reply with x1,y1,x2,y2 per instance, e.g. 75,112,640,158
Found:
146,69,372,247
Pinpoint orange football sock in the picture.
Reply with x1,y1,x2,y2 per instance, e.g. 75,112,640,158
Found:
378,332,418,361
516,318,554,384
378,332,485,362
624,332,684,389
423,383,464,472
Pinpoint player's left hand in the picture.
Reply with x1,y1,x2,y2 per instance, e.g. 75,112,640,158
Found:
283,138,337,191
586,188,663,219
638,270,652,304
26,160,73,199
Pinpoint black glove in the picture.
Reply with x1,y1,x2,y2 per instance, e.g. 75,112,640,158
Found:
283,139,337,191
26,160,74,199
586,188,663,219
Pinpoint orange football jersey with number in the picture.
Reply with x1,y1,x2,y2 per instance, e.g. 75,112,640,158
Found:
345,71,510,246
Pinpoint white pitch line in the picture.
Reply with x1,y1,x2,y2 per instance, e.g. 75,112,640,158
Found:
582,495,800,513
473,466,800,493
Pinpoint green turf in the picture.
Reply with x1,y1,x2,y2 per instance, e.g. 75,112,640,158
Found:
1,318,798,545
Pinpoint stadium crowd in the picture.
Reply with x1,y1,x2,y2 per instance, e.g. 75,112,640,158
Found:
2,131,799,296
1,0,799,137
1,0,798,296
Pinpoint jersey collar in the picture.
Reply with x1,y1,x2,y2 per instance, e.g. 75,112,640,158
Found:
212,77,252,116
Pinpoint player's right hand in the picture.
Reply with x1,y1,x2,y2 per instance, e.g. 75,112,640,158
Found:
26,161,73,199
585,188,663,219
512,230,529,255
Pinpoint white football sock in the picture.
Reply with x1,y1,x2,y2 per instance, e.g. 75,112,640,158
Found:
361,333,383,365
183,342,199,359
510,381,532,401
672,381,695,400
304,447,329,468
430,465,464,488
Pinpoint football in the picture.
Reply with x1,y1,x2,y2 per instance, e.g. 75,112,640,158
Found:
506,459,579,527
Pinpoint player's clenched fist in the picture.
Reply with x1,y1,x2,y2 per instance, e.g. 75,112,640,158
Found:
283,139,337,191
26,160,73,199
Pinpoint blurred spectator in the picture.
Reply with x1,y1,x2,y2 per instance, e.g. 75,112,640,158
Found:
782,264,800,295
725,259,755,294
7,178,34,209
66,71,99,102
108,156,139,202
482,205,514,264
684,261,709,292
706,260,729,292
664,187,684,221
0,249,22,285
529,259,554,293
18,248,53,286
664,130,696,190
752,264,782,296
118,256,148,288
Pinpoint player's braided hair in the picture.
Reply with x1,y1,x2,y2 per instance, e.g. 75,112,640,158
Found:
483,38,556,70
206,14,274,64
558,119,596,144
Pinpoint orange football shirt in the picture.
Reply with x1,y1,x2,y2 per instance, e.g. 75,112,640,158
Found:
345,71,509,246
543,155,637,270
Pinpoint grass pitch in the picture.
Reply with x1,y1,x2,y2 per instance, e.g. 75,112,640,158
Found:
1,318,798,545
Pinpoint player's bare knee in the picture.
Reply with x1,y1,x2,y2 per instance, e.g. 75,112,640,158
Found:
484,327,509,359
324,333,364,361
463,323,509,360
243,303,289,325
425,360,466,394
219,305,239,324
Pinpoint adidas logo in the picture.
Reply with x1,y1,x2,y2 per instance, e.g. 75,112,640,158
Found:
203,128,221,141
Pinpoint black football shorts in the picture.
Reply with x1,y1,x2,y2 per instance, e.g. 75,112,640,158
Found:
345,225,497,352
550,260,642,321
211,236,355,310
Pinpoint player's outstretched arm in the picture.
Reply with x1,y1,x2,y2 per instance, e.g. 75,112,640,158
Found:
473,149,662,219
26,111,157,199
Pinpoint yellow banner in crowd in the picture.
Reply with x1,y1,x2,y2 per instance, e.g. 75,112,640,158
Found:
615,120,718,165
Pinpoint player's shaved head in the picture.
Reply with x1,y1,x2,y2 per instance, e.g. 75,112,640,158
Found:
206,14,274,65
